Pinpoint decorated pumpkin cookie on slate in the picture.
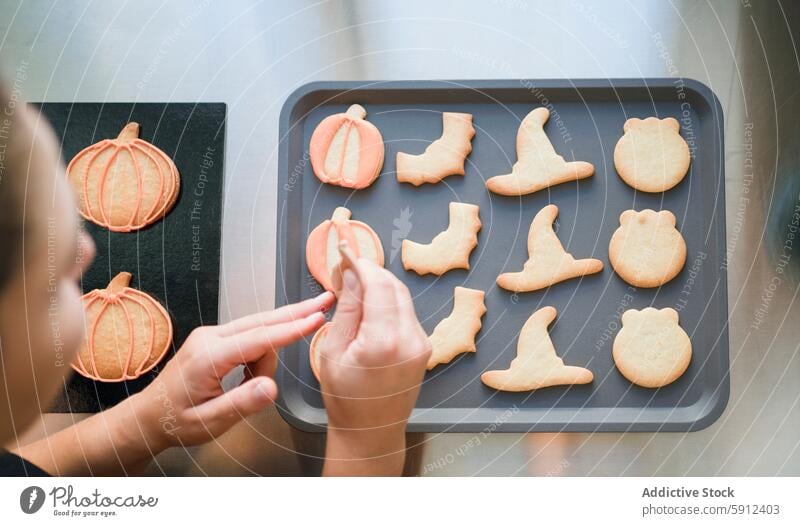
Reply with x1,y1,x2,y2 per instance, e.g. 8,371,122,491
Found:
73,272,173,382
306,206,384,292
66,122,180,232
309,104,384,189
308,322,332,382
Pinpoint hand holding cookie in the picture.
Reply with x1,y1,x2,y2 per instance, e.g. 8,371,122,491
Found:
131,292,333,450
318,256,431,474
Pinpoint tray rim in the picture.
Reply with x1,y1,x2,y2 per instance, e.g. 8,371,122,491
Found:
275,78,729,433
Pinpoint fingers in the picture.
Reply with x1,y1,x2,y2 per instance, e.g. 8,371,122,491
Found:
358,260,399,328
191,376,277,434
325,268,362,360
218,291,334,337
216,311,325,373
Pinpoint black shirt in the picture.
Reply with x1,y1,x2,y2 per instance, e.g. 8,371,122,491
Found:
0,450,50,476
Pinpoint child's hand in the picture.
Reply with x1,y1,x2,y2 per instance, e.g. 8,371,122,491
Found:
319,259,431,474
133,292,334,450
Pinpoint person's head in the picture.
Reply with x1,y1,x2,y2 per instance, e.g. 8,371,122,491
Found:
0,84,94,446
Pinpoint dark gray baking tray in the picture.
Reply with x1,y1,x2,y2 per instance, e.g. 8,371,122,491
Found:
37,102,226,413
275,79,727,433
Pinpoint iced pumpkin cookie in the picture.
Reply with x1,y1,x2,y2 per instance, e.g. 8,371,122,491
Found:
609,209,686,287
614,117,690,192
396,112,475,185
481,306,593,392
486,107,594,196
497,204,603,292
306,207,384,292
427,287,486,370
402,202,481,276
66,122,180,232
309,104,384,189
613,307,692,388
73,272,172,382
308,322,332,382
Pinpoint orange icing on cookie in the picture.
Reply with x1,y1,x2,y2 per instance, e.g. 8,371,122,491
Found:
66,122,180,232
306,207,384,292
308,322,332,382
72,272,173,382
309,104,384,189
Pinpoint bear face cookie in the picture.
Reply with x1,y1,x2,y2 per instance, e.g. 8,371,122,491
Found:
614,117,690,193
609,209,686,288
612,307,692,388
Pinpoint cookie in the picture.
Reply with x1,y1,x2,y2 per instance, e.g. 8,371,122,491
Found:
609,209,686,287
66,122,180,232
309,104,384,189
396,112,475,185
614,117,690,192
613,307,692,388
497,204,603,292
306,207,384,292
426,287,486,370
308,322,332,382
73,272,173,382
481,306,593,391
402,202,481,276
486,107,594,196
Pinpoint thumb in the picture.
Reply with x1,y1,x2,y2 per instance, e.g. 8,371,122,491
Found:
325,269,362,359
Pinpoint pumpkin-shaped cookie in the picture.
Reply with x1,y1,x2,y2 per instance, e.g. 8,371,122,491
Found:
73,272,173,382
306,207,384,292
614,117,690,192
309,104,384,189
608,209,686,287
613,307,692,388
66,122,180,232
308,322,332,382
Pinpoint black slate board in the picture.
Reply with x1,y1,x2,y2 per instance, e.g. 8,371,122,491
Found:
275,79,728,432
36,102,226,413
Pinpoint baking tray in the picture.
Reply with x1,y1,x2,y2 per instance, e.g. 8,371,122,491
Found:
37,102,227,413
275,79,727,433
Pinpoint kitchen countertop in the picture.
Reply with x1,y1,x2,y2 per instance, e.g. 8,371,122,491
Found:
2,0,798,476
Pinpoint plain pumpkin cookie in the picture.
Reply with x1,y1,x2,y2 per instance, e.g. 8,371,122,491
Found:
396,112,475,185
427,287,486,370
609,209,686,288
486,107,594,196
402,202,481,276
309,104,384,189
612,307,692,388
614,117,690,192
73,272,173,382
496,204,603,292
481,306,593,392
66,122,180,232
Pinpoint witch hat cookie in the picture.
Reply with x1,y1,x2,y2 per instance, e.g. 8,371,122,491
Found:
486,107,594,196
481,306,593,391
496,204,603,292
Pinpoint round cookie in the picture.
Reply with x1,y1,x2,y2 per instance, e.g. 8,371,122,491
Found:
613,307,692,387
73,272,173,382
609,209,686,288
613,307,692,388
614,117,690,192
67,122,180,232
